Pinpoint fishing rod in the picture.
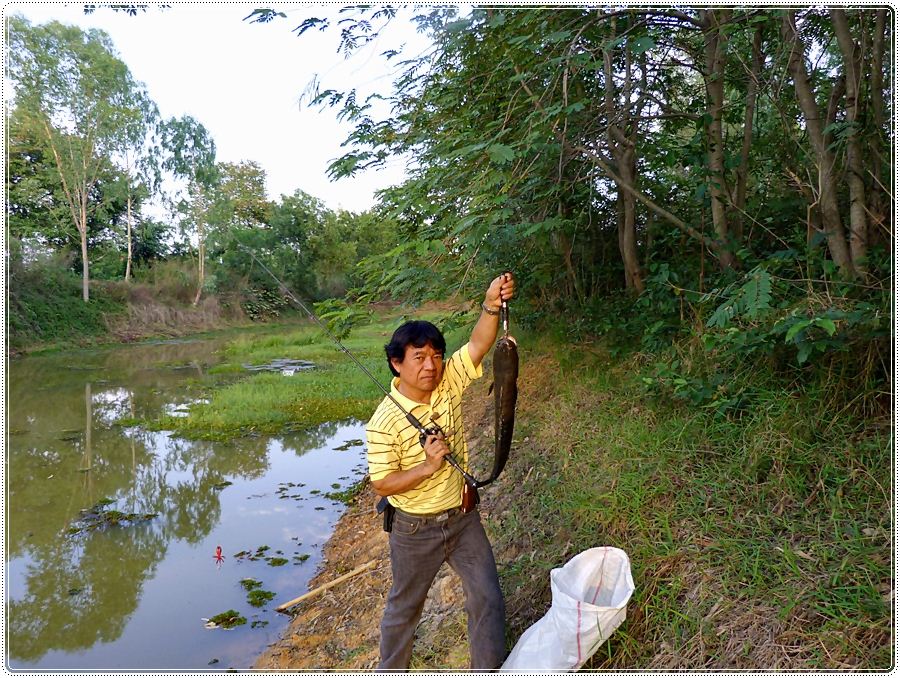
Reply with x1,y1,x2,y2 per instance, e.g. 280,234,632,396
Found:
237,244,479,487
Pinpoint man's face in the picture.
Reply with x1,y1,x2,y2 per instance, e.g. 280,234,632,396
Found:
391,342,444,394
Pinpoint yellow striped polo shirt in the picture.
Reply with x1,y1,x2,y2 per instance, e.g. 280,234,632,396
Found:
366,342,483,513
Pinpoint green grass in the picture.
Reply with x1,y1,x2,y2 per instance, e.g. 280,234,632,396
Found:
485,338,891,670
8,269,128,350
154,306,474,439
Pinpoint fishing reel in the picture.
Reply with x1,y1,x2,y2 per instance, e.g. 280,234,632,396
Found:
418,425,446,449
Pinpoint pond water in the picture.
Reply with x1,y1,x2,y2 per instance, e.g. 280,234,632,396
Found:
6,331,369,670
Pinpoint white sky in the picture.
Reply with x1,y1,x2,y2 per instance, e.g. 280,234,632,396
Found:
5,3,430,213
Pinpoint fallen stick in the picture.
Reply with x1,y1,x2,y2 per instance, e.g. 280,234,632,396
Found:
275,559,378,613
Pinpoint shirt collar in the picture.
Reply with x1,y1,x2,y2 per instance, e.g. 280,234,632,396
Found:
390,377,438,412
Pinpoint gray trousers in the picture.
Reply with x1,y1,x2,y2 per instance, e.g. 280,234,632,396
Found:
378,508,506,670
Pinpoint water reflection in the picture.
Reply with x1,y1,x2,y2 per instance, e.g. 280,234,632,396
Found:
7,334,369,669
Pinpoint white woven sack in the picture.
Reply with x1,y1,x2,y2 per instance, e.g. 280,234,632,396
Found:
500,547,635,671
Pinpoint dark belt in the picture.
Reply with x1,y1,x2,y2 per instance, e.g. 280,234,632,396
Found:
394,506,463,523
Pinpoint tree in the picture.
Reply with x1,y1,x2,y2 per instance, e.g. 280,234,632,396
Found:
7,16,154,301
263,189,328,295
159,116,217,305
265,5,888,311
208,160,271,234
7,104,71,247
112,84,160,281
781,10,855,277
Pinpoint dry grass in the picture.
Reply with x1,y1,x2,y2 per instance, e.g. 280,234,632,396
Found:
106,292,245,342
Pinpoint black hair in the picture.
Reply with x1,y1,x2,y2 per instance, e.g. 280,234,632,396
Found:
384,320,446,377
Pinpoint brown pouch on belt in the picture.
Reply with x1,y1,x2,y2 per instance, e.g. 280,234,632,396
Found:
461,481,479,513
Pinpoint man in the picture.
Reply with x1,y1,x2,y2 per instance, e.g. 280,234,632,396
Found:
366,273,516,670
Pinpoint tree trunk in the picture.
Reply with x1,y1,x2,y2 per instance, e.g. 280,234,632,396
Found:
80,198,90,302
868,8,888,245
191,180,206,307
603,18,644,293
193,230,205,307
616,192,630,290
555,201,584,300
782,10,855,277
701,8,736,270
620,149,644,293
126,192,133,282
734,25,763,244
41,118,92,300
831,8,868,274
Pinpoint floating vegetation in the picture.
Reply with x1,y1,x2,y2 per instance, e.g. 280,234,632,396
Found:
240,578,263,591
293,554,310,563
234,545,285,564
278,482,305,490
247,589,276,607
234,545,301,567
276,482,308,501
251,620,269,629
204,610,246,630
332,438,364,451
68,499,157,536
242,358,315,375
212,480,233,491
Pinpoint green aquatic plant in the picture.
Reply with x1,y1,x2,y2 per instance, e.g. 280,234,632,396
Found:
67,499,158,535
206,610,246,629
247,589,276,607
332,438,364,451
